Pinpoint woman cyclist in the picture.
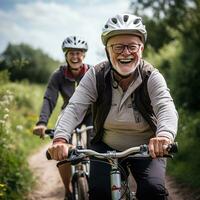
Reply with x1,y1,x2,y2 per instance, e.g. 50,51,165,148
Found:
33,35,93,200
48,14,178,200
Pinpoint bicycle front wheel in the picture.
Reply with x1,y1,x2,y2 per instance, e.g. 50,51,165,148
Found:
72,173,89,200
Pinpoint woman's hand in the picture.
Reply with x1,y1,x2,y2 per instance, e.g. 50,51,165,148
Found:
33,124,47,139
148,136,171,158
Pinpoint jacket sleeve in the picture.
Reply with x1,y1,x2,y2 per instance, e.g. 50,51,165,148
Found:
36,70,60,125
147,70,178,141
54,67,98,142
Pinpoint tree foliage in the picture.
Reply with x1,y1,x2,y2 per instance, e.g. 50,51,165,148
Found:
0,43,59,83
130,0,200,111
129,0,200,190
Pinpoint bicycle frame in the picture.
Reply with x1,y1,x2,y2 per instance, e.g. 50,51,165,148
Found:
46,130,177,200
46,125,93,200
61,126,93,200
109,157,134,200
70,126,93,181
77,148,144,200
67,143,178,200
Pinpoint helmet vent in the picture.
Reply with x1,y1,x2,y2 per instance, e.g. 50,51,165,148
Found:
62,36,88,52
67,38,72,43
134,18,140,24
123,15,129,22
111,18,117,24
101,14,147,45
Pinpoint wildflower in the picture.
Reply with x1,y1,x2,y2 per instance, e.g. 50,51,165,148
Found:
16,125,23,131
0,120,5,125
0,183,5,187
3,114,9,120
4,108,9,113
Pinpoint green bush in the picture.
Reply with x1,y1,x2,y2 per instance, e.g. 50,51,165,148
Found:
0,70,10,84
168,109,200,189
0,83,47,200
0,89,33,200
0,81,62,199
0,43,60,83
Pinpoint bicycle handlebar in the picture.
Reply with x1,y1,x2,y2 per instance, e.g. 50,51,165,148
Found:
53,142,178,166
45,126,94,139
70,142,177,158
72,126,94,134
45,129,54,139
45,126,94,160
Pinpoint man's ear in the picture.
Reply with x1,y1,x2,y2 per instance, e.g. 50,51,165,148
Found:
105,47,110,58
141,44,144,52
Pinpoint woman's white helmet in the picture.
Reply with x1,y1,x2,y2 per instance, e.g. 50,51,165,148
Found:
101,13,147,45
62,36,88,53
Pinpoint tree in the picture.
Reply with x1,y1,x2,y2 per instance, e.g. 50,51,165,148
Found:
0,43,59,83
130,0,200,111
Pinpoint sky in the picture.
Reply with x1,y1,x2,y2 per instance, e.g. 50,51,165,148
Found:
0,0,132,65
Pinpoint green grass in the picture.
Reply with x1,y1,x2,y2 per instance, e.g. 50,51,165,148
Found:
0,81,62,200
1,79,200,199
167,109,200,194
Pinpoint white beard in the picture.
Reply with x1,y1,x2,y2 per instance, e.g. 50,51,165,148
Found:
113,59,140,76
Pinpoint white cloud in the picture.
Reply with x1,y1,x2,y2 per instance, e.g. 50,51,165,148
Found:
0,0,131,65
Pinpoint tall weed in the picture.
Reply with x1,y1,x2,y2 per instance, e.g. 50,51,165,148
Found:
0,89,33,200
0,83,48,200
0,81,62,199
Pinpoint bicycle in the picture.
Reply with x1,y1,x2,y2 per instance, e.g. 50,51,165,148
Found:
45,125,93,200
48,142,178,200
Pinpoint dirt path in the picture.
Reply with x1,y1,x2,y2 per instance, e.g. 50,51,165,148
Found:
27,144,65,200
28,143,186,200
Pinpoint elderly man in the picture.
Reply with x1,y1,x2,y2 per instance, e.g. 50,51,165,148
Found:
48,14,178,200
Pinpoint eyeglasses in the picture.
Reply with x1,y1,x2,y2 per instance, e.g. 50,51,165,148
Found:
107,43,141,54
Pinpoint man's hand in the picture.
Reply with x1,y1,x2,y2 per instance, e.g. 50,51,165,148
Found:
33,124,47,139
48,140,73,161
148,136,171,158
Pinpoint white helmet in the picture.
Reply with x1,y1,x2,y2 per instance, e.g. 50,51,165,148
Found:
62,36,88,53
101,13,147,45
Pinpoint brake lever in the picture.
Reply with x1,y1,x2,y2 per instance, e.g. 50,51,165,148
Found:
56,148,87,167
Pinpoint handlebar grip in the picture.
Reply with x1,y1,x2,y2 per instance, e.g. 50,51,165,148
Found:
56,148,77,167
45,129,54,139
68,147,75,157
46,147,75,162
167,142,178,154
56,147,87,167
46,150,52,160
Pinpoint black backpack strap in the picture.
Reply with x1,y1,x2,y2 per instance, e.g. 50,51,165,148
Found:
92,61,112,144
94,61,109,102
134,60,157,133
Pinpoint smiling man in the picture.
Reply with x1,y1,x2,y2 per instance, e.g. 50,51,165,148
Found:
48,14,178,200
107,35,143,76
